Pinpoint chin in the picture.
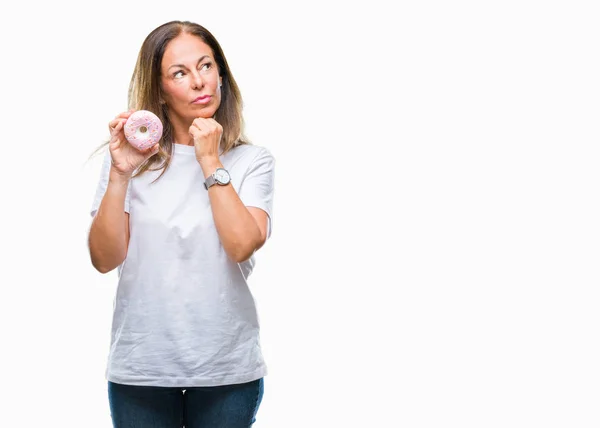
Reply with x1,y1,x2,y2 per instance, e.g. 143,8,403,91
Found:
192,106,218,119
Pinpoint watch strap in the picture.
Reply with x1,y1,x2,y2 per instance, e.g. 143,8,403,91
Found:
204,174,217,190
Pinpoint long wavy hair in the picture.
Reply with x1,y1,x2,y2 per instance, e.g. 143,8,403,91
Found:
93,21,250,180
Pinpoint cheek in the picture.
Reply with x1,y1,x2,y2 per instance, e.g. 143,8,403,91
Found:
163,82,186,101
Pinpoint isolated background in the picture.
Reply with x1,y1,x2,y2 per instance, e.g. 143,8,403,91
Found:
1,1,598,427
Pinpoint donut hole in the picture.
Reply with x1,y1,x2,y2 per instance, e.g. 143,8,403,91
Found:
134,125,151,141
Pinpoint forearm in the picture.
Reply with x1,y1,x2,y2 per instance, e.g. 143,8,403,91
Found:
88,170,130,273
202,160,262,263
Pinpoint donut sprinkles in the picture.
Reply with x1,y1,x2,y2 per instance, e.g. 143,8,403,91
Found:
124,110,163,150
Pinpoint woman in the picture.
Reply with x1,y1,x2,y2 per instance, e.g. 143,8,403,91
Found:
88,20,274,428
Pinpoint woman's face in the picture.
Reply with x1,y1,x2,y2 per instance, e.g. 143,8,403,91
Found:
160,33,223,124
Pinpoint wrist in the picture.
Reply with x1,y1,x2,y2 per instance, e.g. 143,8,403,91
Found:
198,157,222,178
109,167,132,185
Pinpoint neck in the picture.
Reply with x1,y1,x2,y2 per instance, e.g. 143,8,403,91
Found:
172,129,194,146
167,113,194,146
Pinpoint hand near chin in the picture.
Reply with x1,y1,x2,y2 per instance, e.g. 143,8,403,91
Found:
189,117,223,169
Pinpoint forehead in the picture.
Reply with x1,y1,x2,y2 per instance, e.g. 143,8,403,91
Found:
162,33,214,67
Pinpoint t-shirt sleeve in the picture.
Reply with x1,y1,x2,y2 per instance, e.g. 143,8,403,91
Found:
90,149,131,218
238,148,275,239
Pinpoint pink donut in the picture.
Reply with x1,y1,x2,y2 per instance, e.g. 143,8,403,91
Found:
124,110,163,150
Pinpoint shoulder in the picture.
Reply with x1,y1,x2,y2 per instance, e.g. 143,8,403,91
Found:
228,143,273,158
224,143,275,169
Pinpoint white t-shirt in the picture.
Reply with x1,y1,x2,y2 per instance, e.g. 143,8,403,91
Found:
90,142,274,387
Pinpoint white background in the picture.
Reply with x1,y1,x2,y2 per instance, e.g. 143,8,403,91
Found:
1,1,598,427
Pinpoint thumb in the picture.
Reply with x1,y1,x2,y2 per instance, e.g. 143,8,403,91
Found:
140,143,160,158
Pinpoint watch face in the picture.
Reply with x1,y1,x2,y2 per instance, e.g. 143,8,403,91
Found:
214,168,231,185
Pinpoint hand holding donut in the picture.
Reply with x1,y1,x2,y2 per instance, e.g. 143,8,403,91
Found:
108,110,160,178
189,117,223,167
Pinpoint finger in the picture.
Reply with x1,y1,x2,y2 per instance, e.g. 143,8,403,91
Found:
109,136,122,150
119,110,135,119
110,120,125,135
193,120,218,135
140,143,160,158
189,126,200,140
115,109,135,117
109,117,124,128
108,122,118,134
142,143,160,153
108,118,119,132
192,117,210,130
109,111,134,133
204,118,220,132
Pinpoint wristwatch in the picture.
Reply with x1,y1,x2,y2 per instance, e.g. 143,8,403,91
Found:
204,167,231,189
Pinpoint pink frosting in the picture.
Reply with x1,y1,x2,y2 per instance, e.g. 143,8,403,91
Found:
124,110,163,150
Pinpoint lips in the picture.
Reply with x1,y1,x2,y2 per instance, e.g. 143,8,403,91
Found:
192,96,211,104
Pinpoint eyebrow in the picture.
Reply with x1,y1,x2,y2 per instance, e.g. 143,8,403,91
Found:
168,55,211,71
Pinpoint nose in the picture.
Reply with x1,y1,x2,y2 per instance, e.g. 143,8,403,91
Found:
191,70,204,90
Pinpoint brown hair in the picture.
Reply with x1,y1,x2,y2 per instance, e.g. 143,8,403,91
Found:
93,21,249,179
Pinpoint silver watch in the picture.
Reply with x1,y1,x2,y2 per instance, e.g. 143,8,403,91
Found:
204,168,231,189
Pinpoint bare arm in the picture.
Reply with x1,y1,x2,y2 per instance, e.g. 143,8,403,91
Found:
188,118,273,263
88,170,131,273
201,158,268,263
88,110,158,273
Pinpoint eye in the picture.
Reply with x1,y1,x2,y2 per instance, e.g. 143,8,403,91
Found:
173,70,184,78
200,62,212,71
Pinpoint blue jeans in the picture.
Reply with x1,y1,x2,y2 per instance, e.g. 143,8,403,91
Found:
108,378,264,428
